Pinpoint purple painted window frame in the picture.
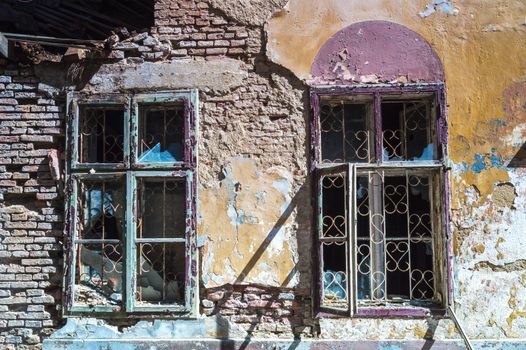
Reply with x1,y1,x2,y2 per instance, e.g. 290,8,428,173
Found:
310,84,452,318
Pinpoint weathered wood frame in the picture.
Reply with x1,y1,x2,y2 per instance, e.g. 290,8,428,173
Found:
64,91,199,317
311,84,451,318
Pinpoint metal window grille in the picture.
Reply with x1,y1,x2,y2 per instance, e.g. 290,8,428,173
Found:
312,85,450,316
64,91,199,316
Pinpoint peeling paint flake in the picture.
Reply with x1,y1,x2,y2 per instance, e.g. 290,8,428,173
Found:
419,0,459,18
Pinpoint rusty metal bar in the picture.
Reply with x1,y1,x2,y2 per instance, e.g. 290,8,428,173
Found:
448,305,475,350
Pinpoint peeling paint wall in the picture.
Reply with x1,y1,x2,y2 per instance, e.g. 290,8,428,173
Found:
1,0,525,349
267,0,526,342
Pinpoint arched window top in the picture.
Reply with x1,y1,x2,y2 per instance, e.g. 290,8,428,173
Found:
311,21,444,84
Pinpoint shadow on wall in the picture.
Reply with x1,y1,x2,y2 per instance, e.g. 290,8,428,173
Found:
213,182,310,350
508,142,526,168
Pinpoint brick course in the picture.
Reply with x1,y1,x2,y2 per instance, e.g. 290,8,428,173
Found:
0,1,310,348
0,59,64,349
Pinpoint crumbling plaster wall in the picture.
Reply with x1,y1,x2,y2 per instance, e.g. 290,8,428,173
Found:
2,0,526,348
267,0,526,341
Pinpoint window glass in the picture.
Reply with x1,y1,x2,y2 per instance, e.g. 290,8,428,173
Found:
138,106,185,163
79,107,124,163
74,178,125,309
315,90,444,313
321,103,370,163
381,100,435,161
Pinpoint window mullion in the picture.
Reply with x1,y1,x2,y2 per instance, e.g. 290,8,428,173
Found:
185,170,198,314
369,170,385,302
64,175,79,312
130,98,139,168
347,163,356,315
373,92,382,162
125,171,136,312
406,169,413,300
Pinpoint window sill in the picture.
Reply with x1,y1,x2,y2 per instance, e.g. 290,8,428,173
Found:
356,306,446,318
316,306,447,319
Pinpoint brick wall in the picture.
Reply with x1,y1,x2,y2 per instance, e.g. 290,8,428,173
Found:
106,0,258,62
0,59,64,349
0,0,309,348
202,285,313,338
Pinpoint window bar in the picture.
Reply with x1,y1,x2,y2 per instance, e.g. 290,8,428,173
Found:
101,181,106,286
347,163,356,314
102,111,106,163
374,93,382,162
370,170,385,301
381,170,387,302
341,101,346,163
344,175,350,312
426,102,432,156
367,103,374,163
163,110,167,157
429,173,437,299
79,111,84,164
406,170,412,299
163,179,167,301
402,103,407,159
126,172,135,310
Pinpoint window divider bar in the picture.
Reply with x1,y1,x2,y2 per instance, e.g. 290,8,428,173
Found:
74,239,120,244
125,171,135,312
406,170,413,300
374,92,382,162
64,174,79,313
347,163,356,315
134,238,186,243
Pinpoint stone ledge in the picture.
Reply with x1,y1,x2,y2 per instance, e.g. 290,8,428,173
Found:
43,338,526,350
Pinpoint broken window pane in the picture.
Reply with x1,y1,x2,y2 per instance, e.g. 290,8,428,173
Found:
135,177,186,306
321,103,370,163
79,107,124,163
136,243,185,305
137,178,186,239
381,101,435,161
356,171,436,306
75,243,123,308
320,173,348,309
138,106,185,163
74,178,125,309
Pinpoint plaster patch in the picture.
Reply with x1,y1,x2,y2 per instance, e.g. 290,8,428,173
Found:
504,124,526,148
205,0,288,26
199,158,296,287
87,59,248,93
492,183,517,209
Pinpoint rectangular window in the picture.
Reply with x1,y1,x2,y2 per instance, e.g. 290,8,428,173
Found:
312,86,449,316
65,91,198,315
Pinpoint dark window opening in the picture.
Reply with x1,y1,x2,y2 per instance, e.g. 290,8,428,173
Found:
314,88,446,314
139,106,185,163
79,107,124,164
74,178,125,309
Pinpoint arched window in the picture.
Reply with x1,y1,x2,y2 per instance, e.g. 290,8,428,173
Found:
310,21,449,317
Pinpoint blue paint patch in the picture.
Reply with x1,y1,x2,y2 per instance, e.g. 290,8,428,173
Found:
490,153,502,167
471,154,487,173
462,149,505,174
493,119,507,126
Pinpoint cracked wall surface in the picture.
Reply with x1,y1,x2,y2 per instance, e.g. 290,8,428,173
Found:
0,0,525,349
